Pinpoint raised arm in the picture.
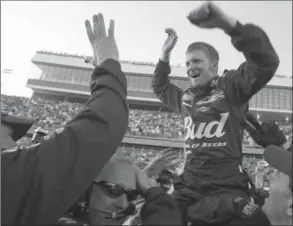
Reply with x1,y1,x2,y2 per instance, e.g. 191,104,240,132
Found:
152,28,183,113
1,13,129,225
187,1,279,105
223,21,279,105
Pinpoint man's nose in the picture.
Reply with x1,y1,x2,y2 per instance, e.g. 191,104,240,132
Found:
187,64,197,72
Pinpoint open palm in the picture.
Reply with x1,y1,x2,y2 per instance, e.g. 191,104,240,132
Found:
144,148,178,177
85,13,119,66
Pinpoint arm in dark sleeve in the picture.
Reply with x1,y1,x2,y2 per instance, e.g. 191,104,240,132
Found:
152,60,183,113
1,59,129,225
140,187,183,225
224,22,280,105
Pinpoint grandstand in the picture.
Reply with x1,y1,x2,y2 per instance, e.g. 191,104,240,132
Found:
23,50,292,158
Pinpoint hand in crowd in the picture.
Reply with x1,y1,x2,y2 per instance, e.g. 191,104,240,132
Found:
135,166,158,197
1,93,281,189
85,13,119,65
143,148,178,177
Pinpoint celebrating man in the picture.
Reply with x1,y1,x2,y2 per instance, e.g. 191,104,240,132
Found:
152,1,279,224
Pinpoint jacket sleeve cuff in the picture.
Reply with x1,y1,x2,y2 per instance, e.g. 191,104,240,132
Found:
156,60,171,75
92,59,127,94
226,21,243,37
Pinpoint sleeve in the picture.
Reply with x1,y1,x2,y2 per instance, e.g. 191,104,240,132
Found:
152,60,183,113
1,59,129,225
140,187,183,225
223,22,280,105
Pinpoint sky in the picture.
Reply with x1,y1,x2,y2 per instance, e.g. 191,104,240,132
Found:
1,1,292,97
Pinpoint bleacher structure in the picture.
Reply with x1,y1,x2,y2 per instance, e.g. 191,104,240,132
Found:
26,51,293,157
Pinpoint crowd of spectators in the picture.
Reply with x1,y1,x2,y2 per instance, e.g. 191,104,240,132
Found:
2,94,291,145
1,94,291,183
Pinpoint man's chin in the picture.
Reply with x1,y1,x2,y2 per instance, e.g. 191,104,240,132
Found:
190,79,201,87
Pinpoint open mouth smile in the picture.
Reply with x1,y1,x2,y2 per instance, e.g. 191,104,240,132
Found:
189,73,200,78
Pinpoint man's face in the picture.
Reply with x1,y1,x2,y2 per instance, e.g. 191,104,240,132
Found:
89,160,138,223
0,123,16,150
263,169,292,224
185,50,216,87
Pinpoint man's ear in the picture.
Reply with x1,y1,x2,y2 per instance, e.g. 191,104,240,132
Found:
210,61,218,75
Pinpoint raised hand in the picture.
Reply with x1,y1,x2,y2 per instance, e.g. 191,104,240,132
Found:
143,148,178,177
187,1,237,33
85,13,119,66
161,28,178,62
135,167,158,197
163,28,178,53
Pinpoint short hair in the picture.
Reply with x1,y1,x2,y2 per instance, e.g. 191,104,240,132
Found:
186,42,219,63
95,153,134,181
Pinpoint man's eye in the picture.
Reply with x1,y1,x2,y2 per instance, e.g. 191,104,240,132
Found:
192,60,201,64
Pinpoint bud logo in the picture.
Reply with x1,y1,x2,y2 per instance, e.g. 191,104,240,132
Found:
184,112,229,141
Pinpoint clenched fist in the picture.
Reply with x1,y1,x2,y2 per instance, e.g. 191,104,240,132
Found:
187,1,237,33
85,13,119,66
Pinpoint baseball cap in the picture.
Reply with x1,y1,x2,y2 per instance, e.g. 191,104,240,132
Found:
243,111,262,131
264,145,292,176
1,112,35,141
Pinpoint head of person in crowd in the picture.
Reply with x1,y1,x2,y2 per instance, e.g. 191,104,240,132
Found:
262,145,292,225
88,153,139,225
31,127,49,144
185,42,219,87
1,112,34,150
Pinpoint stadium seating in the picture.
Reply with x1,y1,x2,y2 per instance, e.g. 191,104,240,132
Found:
1,94,292,181
2,94,291,143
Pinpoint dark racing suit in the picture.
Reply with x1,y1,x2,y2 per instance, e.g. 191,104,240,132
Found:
1,59,129,225
152,22,279,224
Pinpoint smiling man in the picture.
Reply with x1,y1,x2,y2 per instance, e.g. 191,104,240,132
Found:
87,155,139,225
152,1,279,224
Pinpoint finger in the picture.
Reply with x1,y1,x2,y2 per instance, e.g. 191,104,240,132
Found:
85,20,95,45
84,56,93,63
164,156,178,163
163,151,177,158
166,29,177,38
108,19,115,39
162,147,173,153
165,154,178,161
93,14,99,37
165,28,176,33
98,13,107,38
